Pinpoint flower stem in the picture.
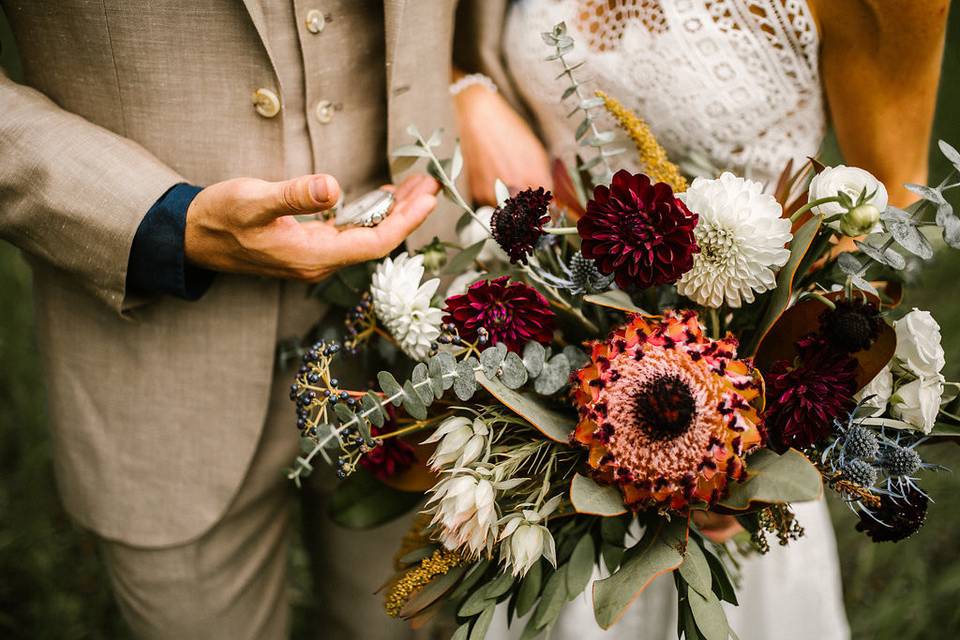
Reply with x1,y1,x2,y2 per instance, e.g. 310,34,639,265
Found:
789,196,841,223
543,227,580,235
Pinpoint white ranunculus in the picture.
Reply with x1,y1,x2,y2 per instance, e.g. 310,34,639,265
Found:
894,308,946,377
446,270,483,298
855,366,893,416
370,252,442,361
426,474,498,558
677,172,792,308
497,495,561,576
422,416,489,470
458,206,508,264
891,375,944,433
808,165,888,234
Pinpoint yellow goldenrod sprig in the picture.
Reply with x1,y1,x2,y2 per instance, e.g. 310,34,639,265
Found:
384,549,464,618
597,90,688,193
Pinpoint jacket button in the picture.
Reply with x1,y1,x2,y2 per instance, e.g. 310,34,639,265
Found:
252,88,281,118
315,100,335,124
305,9,326,34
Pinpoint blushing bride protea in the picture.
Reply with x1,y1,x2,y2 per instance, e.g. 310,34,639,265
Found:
425,473,498,559
498,495,561,577
677,172,792,308
422,415,489,470
370,252,442,361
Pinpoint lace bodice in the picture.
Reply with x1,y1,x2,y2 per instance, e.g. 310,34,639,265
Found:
504,0,826,187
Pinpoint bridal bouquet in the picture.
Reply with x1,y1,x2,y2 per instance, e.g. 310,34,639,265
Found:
287,23,960,640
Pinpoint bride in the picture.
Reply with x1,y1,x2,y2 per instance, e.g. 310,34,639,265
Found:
452,0,947,638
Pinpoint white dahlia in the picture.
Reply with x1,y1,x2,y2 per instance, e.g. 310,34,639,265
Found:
678,172,793,308
370,252,442,361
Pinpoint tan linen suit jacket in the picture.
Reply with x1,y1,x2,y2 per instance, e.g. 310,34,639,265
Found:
0,0,513,547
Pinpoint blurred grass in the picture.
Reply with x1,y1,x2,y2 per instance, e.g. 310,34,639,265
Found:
2,5,960,640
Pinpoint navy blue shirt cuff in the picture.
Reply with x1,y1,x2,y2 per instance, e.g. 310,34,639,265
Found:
127,183,215,301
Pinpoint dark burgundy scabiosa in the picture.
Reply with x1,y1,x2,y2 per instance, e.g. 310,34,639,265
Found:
490,187,553,264
856,486,929,542
443,276,555,352
819,299,883,353
577,170,699,290
764,334,859,451
359,410,418,482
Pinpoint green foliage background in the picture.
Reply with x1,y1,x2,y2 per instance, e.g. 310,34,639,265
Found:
1,7,959,640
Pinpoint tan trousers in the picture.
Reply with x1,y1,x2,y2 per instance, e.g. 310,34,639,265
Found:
98,348,428,640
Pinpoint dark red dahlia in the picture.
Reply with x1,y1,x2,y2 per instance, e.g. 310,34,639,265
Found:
577,170,698,290
359,416,417,482
818,299,883,353
443,276,555,352
855,486,928,542
490,187,552,264
763,334,859,451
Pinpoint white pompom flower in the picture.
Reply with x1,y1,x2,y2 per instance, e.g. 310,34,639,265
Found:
426,474,498,559
370,252,442,361
422,416,489,470
677,172,792,308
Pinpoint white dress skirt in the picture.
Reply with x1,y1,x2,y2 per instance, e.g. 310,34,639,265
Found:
488,1,850,638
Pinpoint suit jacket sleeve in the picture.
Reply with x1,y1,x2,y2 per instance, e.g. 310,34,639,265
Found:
0,68,186,314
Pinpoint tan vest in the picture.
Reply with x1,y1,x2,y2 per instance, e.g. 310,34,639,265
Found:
0,0,513,546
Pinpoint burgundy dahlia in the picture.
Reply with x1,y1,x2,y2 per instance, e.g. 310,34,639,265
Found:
855,486,928,542
577,170,698,290
443,276,555,352
818,299,883,353
490,187,552,264
359,415,417,482
763,334,859,451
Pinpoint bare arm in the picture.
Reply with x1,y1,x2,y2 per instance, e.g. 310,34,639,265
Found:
813,0,950,206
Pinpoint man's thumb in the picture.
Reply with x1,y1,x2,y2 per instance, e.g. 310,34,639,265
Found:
263,174,341,218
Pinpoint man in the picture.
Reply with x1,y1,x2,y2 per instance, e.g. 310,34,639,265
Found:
0,1,514,637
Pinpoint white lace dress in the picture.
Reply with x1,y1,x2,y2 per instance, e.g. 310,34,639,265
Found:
488,1,850,639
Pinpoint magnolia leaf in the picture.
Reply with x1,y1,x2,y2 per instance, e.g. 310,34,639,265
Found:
329,469,423,529
459,572,513,616
500,351,529,389
678,538,712,599
715,449,822,512
745,216,821,356
477,372,574,442
687,587,730,640
593,517,687,629
481,343,508,379
522,341,547,378
570,474,627,516
442,240,487,276
515,561,544,617
533,565,568,630
533,353,571,396
469,605,496,640
448,560,492,602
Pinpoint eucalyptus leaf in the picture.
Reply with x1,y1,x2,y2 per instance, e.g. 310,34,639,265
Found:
575,118,590,141
565,535,596,598
716,449,822,512
583,289,644,313
580,97,605,110
426,128,443,147
449,559,493,602
837,252,862,275
411,363,435,406
601,543,625,573
362,392,385,427
533,354,571,396
477,372,574,442
454,357,480,401
442,240,488,276
313,423,341,449
522,341,546,378
426,357,445,399
886,215,934,259
563,346,590,371
601,515,629,545
481,343,508,379
378,371,403,405
905,183,946,205
699,540,738,605
533,565,568,629
470,605,496,640
431,352,457,390
451,144,464,181
570,474,627,516
500,351,529,389
584,132,616,147
333,402,355,425
593,518,687,629
515,560,544,617
401,380,428,420
856,239,906,270
941,213,960,249
850,274,879,296
562,85,578,100
451,623,470,640
392,144,431,158
939,139,960,171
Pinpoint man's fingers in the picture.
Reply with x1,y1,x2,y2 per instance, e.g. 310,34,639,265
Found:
259,174,341,220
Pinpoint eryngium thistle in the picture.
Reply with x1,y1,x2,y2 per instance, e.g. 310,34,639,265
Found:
843,459,878,488
569,251,614,293
490,187,552,264
843,425,880,461
883,445,923,477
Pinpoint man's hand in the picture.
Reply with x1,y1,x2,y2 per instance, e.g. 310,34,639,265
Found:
184,173,439,281
692,511,744,544
454,83,552,206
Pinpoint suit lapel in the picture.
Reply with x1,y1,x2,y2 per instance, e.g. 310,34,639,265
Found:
240,0,280,83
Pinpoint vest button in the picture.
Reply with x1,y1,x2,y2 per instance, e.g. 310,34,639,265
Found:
305,9,326,34
315,100,335,124
252,88,281,118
